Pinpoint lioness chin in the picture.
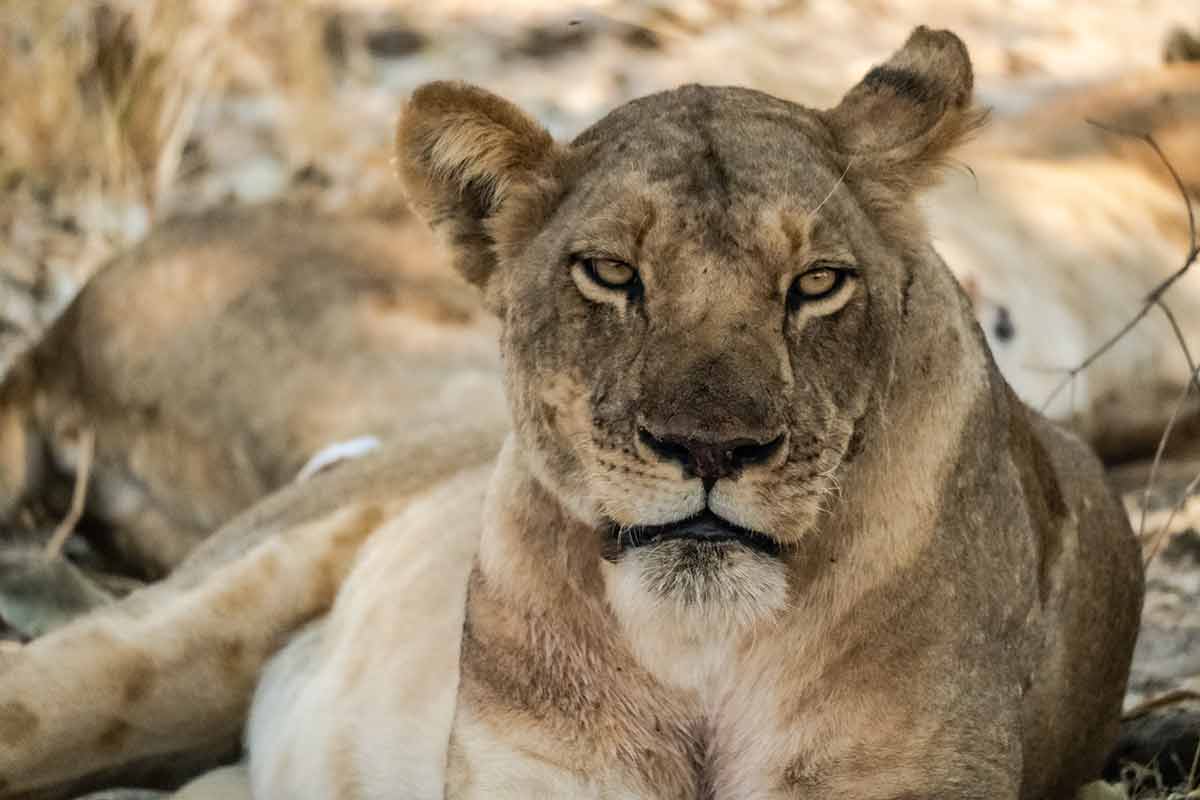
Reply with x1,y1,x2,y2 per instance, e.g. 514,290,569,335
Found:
0,26,1142,800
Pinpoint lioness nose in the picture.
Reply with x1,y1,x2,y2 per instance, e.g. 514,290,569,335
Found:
637,428,786,489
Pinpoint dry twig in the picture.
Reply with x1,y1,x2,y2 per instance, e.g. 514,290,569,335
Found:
1039,121,1198,415
1144,465,1200,569
1122,688,1200,722
1139,360,1200,546
43,428,94,559
1028,121,1199,570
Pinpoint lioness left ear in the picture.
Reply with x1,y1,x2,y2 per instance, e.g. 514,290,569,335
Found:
396,81,562,295
823,27,988,194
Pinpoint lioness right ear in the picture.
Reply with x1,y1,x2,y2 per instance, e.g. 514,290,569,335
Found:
396,82,562,293
823,27,988,196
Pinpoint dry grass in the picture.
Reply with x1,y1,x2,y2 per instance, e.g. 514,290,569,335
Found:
0,0,1190,375
0,0,217,370
0,0,346,374
0,0,342,208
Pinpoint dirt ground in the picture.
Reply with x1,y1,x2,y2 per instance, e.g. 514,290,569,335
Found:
2,1,1200,798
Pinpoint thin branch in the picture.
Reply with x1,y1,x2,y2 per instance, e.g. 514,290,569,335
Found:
44,428,95,560
1157,300,1200,397
1039,123,1198,414
1087,118,1196,257
1136,302,1200,540
1122,688,1200,722
1139,360,1200,540
1143,463,1200,569
1041,305,1153,414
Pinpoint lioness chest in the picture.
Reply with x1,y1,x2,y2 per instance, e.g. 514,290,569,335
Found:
444,673,776,800
442,561,988,800
445,573,806,800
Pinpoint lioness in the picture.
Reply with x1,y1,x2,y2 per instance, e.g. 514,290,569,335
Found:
0,206,502,575
0,27,1142,800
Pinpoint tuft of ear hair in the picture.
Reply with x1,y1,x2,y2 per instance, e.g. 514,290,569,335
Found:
823,26,989,196
396,81,561,293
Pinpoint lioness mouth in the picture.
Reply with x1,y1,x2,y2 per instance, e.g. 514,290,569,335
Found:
610,510,781,558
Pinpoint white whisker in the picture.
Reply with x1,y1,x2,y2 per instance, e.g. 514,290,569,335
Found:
808,156,855,219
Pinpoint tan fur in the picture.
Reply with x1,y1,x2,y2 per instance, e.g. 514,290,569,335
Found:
0,205,503,575
0,28,1143,800
981,61,1200,195
0,423,507,798
929,61,1200,460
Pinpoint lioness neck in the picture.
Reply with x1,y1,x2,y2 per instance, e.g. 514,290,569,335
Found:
461,437,703,796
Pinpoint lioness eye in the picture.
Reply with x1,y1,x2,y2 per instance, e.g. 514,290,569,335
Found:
798,268,837,297
788,263,852,309
584,258,638,290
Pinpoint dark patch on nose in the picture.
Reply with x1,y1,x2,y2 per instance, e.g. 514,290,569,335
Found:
638,427,785,489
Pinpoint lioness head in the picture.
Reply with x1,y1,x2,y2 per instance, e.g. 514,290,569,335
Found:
398,28,987,631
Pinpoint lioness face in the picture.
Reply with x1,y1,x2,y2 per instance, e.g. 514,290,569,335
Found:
399,28,984,626
502,91,888,618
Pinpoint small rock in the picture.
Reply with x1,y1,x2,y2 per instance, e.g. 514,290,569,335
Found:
0,547,115,639
621,26,661,51
1106,707,1200,790
514,24,592,60
1163,26,1200,64
1162,528,1200,566
293,163,332,188
365,25,427,59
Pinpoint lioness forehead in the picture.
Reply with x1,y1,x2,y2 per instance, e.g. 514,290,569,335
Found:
571,85,844,209
560,85,860,279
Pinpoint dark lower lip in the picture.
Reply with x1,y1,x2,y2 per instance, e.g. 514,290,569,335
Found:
606,510,781,558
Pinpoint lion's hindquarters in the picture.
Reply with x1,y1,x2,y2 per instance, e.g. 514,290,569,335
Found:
0,503,382,797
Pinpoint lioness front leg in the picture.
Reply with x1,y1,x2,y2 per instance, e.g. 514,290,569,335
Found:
815,760,1021,800
0,501,382,798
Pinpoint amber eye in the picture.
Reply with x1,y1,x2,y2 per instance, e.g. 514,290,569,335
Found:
583,258,638,290
788,263,852,309
798,268,837,296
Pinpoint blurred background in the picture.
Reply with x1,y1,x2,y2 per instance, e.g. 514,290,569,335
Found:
0,0,1194,369
1,1,1200,796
